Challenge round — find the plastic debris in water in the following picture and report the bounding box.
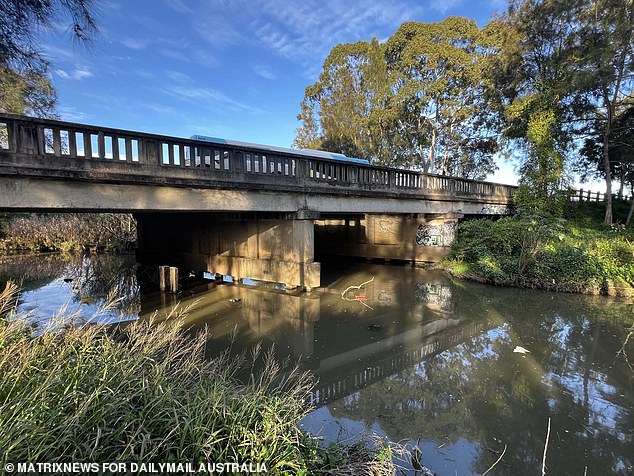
[513,345,531,354]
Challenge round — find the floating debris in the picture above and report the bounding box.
[367,324,382,330]
[229,298,241,303]
[341,277,375,310]
[513,345,531,354]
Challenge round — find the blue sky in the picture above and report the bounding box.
[42,0,522,184]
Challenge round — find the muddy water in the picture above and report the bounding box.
[1,254,633,475]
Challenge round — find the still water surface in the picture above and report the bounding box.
[1,253,633,475]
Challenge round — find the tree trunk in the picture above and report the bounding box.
[619,166,625,198]
[627,184,634,227]
[603,135,613,224]
[427,128,436,174]
[603,93,614,225]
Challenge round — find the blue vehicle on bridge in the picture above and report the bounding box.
[190,135,370,165]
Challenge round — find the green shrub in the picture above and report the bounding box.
[534,247,602,283]
[443,209,634,295]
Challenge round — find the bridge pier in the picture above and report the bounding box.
[136,212,320,290]
[316,213,462,263]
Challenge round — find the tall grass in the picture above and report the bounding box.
[0,283,396,475]
[0,213,136,253]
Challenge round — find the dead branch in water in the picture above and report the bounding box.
[542,417,551,476]
[482,443,507,476]
[614,323,634,372]
[341,277,375,310]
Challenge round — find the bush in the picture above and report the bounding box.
[443,210,634,295]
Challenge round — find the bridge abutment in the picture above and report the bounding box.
[316,213,462,263]
[136,212,320,290]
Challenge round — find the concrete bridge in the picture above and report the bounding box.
[0,114,516,290]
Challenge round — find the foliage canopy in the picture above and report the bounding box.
[0,0,98,117]
[295,18,503,180]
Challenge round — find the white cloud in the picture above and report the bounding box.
[162,84,263,114]
[165,70,192,83]
[156,46,218,68]
[253,64,277,80]
[193,18,242,47]
[186,0,420,75]
[428,0,464,14]
[121,37,149,50]
[164,0,194,14]
[72,68,93,80]
[58,106,89,121]
[161,68,262,114]
[159,48,191,62]
[100,1,121,10]
[41,44,75,61]
[191,48,218,68]
[133,69,156,80]
[55,68,93,80]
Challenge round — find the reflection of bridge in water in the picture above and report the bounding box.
[309,317,491,406]
[144,268,493,408]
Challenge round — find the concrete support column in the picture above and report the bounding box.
[136,212,320,291]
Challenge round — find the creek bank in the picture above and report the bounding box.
[0,213,136,255]
[440,204,634,297]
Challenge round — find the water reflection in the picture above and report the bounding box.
[301,279,634,475]
[0,253,139,328]
[0,255,632,474]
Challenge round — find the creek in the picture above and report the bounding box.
[1,253,632,475]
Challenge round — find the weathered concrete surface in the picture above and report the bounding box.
[316,214,460,263]
[0,114,515,215]
[0,178,510,215]
[136,213,320,289]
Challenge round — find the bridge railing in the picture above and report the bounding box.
[0,114,516,201]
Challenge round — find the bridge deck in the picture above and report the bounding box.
[0,114,516,213]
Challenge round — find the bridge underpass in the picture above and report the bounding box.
[0,114,516,290]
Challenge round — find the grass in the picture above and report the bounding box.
[441,201,634,296]
[0,282,396,475]
[0,213,136,254]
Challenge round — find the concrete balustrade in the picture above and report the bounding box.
[0,114,516,210]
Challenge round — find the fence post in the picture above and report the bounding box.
[159,266,179,293]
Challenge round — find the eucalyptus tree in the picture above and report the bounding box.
[489,0,633,221]
[384,17,501,178]
[294,38,403,164]
[295,18,503,178]
[0,0,98,117]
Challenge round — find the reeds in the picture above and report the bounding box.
[0,282,396,475]
[0,213,136,253]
